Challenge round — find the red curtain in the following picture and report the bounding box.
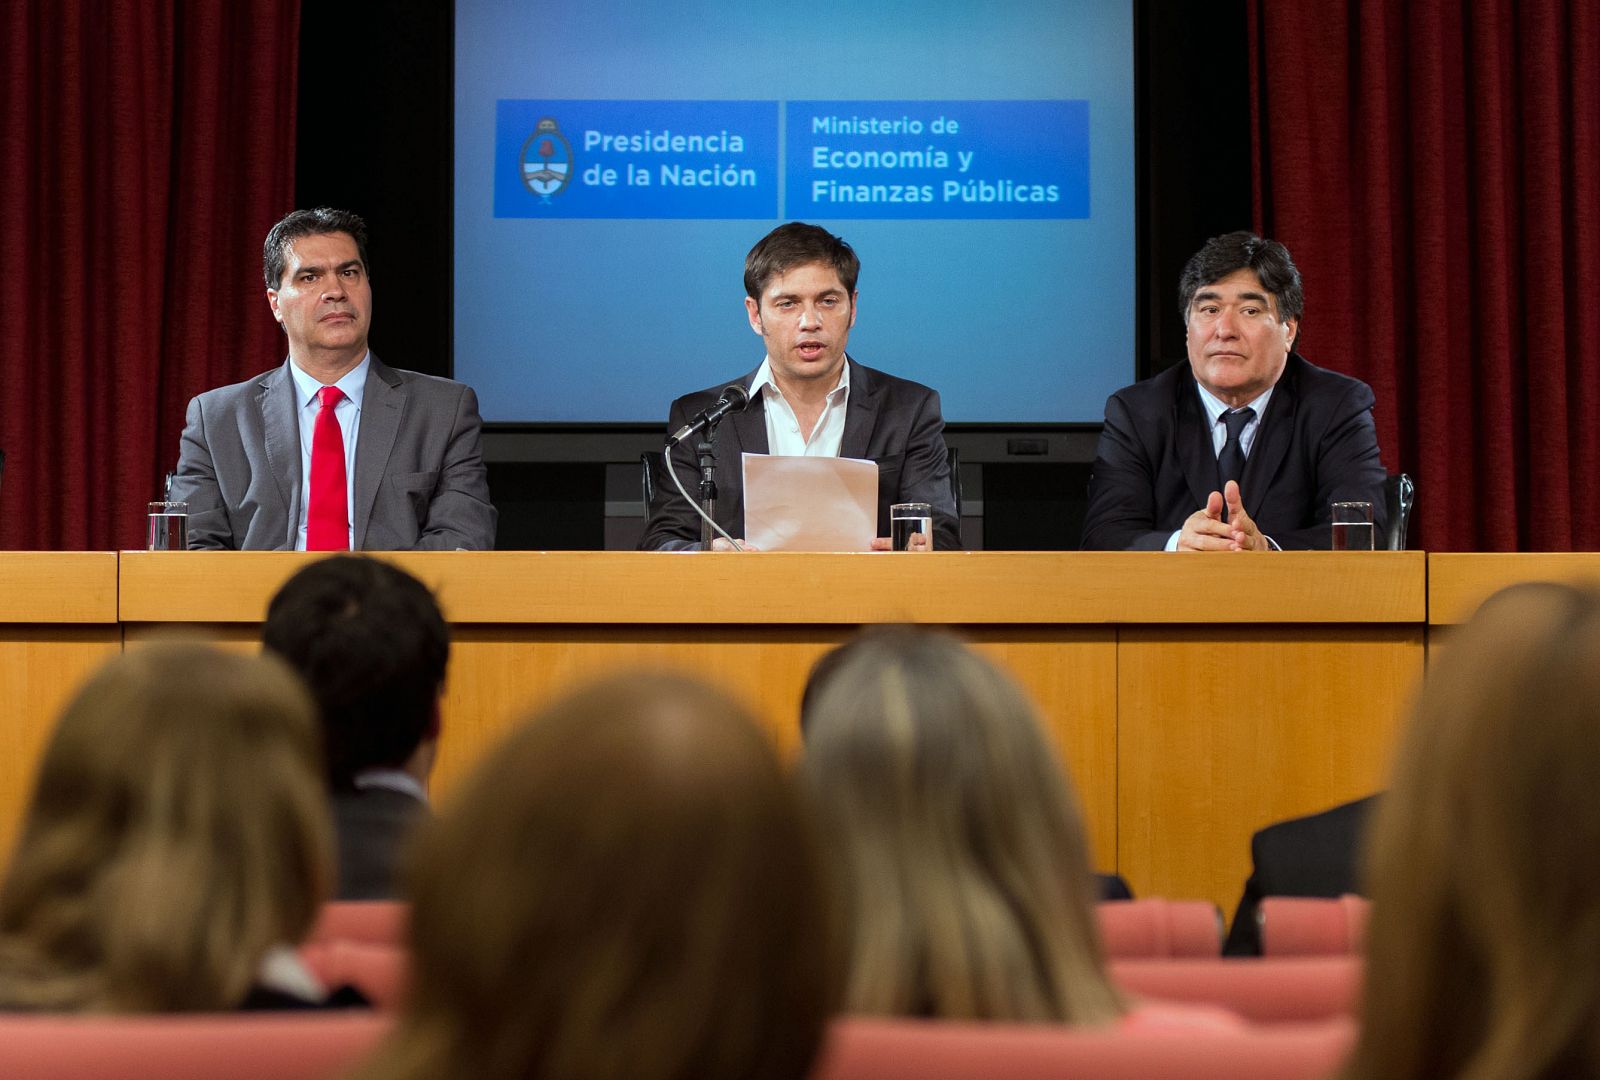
[0,1,299,549]
[1248,0,1600,551]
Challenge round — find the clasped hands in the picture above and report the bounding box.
[1178,480,1271,552]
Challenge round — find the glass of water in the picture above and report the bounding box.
[890,502,934,551]
[1331,501,1375,551]
[147,501,189,551]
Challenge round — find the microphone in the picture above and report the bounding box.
[666,383,751,446]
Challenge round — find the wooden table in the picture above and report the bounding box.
[112,550,1427,914]
[0,553,122,858]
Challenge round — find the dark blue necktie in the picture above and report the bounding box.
[1217,407,1255,491]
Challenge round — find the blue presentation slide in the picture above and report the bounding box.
[455,1,1135,424]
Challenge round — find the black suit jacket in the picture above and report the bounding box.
[1222,794,1379,956]
[1080,354,1386,550]
[639,358,961,550]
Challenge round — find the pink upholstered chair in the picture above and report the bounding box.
[1111,956,1361,1023]
[0,1013,388,1080]
[811,1015,1354,1080]
[307,900,408,947]
[1258,896,1370,957]
[1097,899,1224,958]
[299,940,410,1011]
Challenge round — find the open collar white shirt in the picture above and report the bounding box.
[749,357,850,458]
[289,352,370,551]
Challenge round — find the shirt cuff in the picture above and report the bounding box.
[1164,530,1181,552]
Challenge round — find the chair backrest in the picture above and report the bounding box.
[1110,957,1361,1023]
[0,1013,389,1080]
[1259,896,1370,957]
[308,900,408,947]
[640,450,663,509]
[1097,899,1223,958]
[1382,473,1415,550]
[299,940,410,1011]
[811,1016,1355,1080]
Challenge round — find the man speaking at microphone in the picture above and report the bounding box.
[639,222,961,551]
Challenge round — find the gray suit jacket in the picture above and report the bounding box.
[639,358,961,551]
[171,357,497,550]
[332,785,429,901]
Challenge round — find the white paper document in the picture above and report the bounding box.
[742,453,878,551]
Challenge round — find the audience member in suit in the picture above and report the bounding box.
[798,627,1231,1030]
[640,222,960,551]
[171,207,496,551]
[263,555,448,901]
[0,645,361,1011]
[352,673,838,1080]
[1222,794,1379,955]
[799,633,1134,903]
[1082,231,1386,551]
[1345,583,1600,1080]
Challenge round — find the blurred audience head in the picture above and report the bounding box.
[1349,582,1600,1080]
[799,626,1119,1023]
[263,555,448,789]
[0,644,330,1012]
[358,672,836,1080]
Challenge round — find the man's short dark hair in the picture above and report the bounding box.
[263,556,448,787]
[263,207,371,288]
[744,222,860,300]
[1178,231,1304,325]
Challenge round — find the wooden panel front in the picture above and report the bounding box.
[120,551,1425,625]
[1429,553,1600,625]
[1117,626,1425,914]
[432,626,1120,872]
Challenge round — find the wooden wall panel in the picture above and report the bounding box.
[1117,626,1425,914]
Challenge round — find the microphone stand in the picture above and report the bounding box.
[695,419,724,549]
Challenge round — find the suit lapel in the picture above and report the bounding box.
[352,356,404,549]
[258,361,301,547]
[1174,373,1218,510]
[839,358,879,459]
[1241,362,1298,520]
[725,368,769,458]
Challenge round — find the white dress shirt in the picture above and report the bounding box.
[1164,382,1276,551]
[749,357,850,457]
[289,353,369,550]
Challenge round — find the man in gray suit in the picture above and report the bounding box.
[263,555,448,900]
[172,207,496,550]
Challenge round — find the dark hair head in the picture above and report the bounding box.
[1178,230,1303,325]
[744,222,860,300]
[262,556,448,787]
[264,207,371,288]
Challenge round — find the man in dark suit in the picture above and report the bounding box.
[1081,232,1385,551]
[171,207,496,551]
[263,556,449,901]
[1223,795,1379,955]
[640,222,959,551]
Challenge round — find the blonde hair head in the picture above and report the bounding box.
[1348,583,1600,1079]
[357,672,837,1080]
[800,627,1120,1024]
[0,644,331,1012]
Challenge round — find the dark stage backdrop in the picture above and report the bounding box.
[0,1,300,549]
[1250,0,1600,551]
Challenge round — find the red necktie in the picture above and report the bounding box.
[307,385,349,550]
